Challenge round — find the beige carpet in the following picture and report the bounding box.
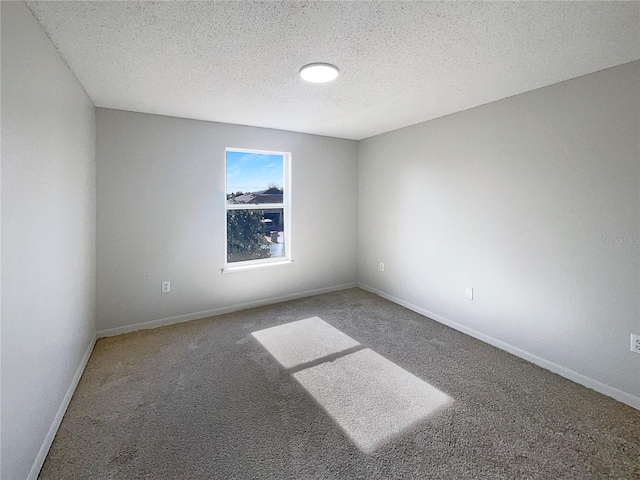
[39,288,640,479]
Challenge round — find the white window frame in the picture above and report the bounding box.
[223,147,292,273]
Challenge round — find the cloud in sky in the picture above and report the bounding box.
[226,151,284,194]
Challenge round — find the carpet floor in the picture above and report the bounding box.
[39,288,640,479]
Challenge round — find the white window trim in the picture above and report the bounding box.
[223,148,292,273]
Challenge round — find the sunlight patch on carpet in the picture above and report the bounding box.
[251,316,360,369]
[293,348,453,453]
[252,317,453,453]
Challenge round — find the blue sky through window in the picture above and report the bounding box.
[226,150,284,194]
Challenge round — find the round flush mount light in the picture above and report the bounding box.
[299,63,339,83]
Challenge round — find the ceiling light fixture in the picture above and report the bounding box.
[299,63,339,83]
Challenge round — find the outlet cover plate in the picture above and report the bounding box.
[631,334,640,354]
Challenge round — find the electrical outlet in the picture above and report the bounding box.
[161,281,171,293]
[631,334,640,354]
[379,262,384,272]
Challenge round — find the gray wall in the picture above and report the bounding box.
[358,61,640,403]
[1,2,96,479]
[96,109,358,333]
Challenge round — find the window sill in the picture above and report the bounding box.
[221,259,294,274]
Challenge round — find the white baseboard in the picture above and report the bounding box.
[22,281,638,480]
[28,337,96,480]
[27,283,357,478]
[97,282,358,338]
[358,283,640,411]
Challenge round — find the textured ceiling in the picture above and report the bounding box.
[27,1,640,140]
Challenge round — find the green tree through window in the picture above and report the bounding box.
[226,209,271,262]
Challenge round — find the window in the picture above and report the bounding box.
[224,148,291,271]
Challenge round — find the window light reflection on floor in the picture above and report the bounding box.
[252,317,454,453]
